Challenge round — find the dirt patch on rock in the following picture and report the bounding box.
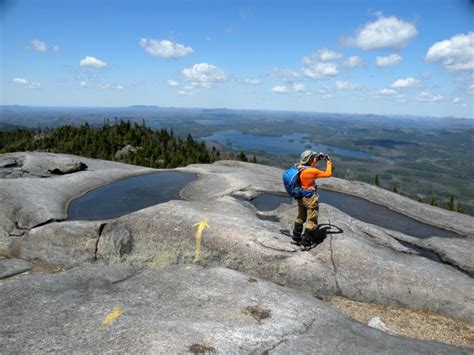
[30,259,64,274]
[243,306,272,323]
[188,343,215,354]
[329,296,474,347]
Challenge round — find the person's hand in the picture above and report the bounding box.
[325,155,331,161]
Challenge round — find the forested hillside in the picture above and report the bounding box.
[0,120,230,168]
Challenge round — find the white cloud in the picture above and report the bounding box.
[272,85,288,94]
[416,91,444,102]
[293,83,305,92]
[375,54,402,67]
[140,38,194,58]
[167,80,179,87]
[302,48,342,63]
[390,77,419,88]
[97,83,124,90]
[344,13,417,50]
[80,81,87,88]
[344,56,363,68]
[453,97,462,104]
[30,39,47,53]
[379,88,397,96]
[302,61,338,80]
[178,90,195,96]
[321,94,335,100]
[335,80,361,90]
[269,67,300,83]
[182,63,228,86]
[469,84,474,95]
[28,39,59,53]
[425,32,474,72]
[80,56,107,68]
[12,77,40,89]
[244,78,261,85]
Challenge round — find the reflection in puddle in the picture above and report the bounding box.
[68,172,196,221]
[251,191,461,239]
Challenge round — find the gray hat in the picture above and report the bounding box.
[299,150,316,164]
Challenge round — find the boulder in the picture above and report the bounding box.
[0,257,32,279]
[47,157,88,174]
[96,197,474,323]
[115,144,137,160]
[15,221,104,269]
[0,264,464,354]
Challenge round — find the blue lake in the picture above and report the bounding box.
[200,131,373,158]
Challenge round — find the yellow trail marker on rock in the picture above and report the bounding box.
[193,220,209,261]
[100,306,123,330]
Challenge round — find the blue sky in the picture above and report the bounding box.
[2,0,473,117]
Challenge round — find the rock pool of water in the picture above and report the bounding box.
[250,190,461,239]
[67,172,196,220]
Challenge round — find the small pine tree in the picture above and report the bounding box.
[430,196,438,207]
[252,155,257,164]
[391,184,398,193]
[417,196,423,203]
[374,174,380,186]
[446,194,455,211]
[456,202,466,214]
[238,151,248,162]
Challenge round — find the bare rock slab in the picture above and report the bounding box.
[0,264,465,354]
[0,258,32,279]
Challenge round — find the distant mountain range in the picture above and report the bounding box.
[1,105,473,131]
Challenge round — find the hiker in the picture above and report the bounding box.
[284,150,332,248]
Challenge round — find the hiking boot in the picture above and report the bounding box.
[300,228,316,249]
[291,223,304,245]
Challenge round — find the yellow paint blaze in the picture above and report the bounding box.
[100,306,123,330]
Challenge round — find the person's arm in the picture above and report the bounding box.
[305,161,332,179]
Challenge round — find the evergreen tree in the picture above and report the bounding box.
[391,184,398,193]
[238,151,248,162]
[445,194,455,211]
[417,196,423,203]
[374,174,380,186]
[456,202,465,214]
[252,155,257,164]
[430,196,438,207]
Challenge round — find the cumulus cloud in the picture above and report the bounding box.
[80,56,107,68]
[335,81,362,90]
[302,48,342,63]
[302,61,338,80]
[425,32,474,72]
[379,88,397,96]
[140,38,194,58]
[167,80,179,87]
[416,91,444,102]
[390,77,419,88]
[293,83,305,92]
[80,81,87,88]
[272,85,288,94]
[375,54,402,67]
[182,63,228,87]
[343,13,417,50]
[244,78,261,85]
[28,39,59,53]
[29,39,47,53]
[269,67,300,83]
[344,56,363,68]
[12,77,40,89]
[453,97,462,104]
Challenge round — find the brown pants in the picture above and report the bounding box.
[295,194,319,231]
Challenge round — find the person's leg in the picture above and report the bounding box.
[293,198,307,244]
[301,194,319,246]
